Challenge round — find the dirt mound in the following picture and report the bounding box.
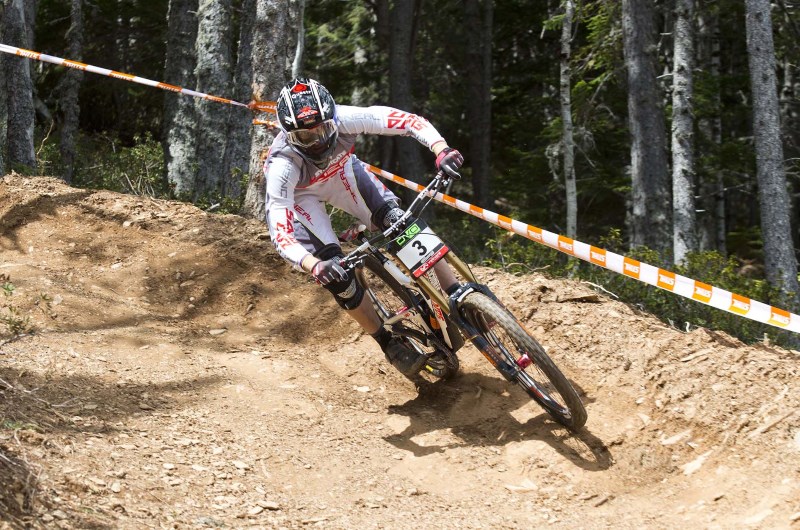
[1,174,799,529]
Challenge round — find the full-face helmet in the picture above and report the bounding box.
[276,78,338,166]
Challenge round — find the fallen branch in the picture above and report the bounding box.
[748,409,798,438]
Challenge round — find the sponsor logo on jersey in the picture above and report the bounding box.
[304,146,354,186]
[294,204,313,223]
[274,210,297,250]
[339,171,358,204]
[386,110,430,132]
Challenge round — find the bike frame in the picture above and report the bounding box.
[342,172,470,351]
[342,172,514,373]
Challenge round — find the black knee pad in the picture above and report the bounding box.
[371,200,403,230]
[315,244,365,310]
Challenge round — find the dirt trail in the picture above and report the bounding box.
[1,174,799,529]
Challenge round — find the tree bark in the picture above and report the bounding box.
[163,0,199,197]
[114,0,131,140]
[0,0,7,176]
[222,0,256,200]
[291,0,305,78]
[621,0,671,254]
[559,0,576,238]
[465,0,493,210]
[59,0,83,184]
[3,0,36,172]
[745,0,800,309]
[697,8,725,254]
[242,0,299,220]
[389,0,426,199]
[373,0,393,170]
[671,0,697,263]
[194,0,234,199]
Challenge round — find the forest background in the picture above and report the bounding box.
[0,0,799,347]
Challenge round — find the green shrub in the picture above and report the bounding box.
[75,132,168,197]
[0,275,33,338]
[443,224,797,348]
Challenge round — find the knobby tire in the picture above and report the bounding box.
[459,292,587,431]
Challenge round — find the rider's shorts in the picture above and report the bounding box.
[281,156,399,256]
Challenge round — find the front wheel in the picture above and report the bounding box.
[459,292,587,431]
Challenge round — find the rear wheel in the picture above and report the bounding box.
[459,292,587,430]
[355,256,459,381]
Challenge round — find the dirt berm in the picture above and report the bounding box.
[1,174,799,529]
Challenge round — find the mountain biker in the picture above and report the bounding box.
[263,77,463,379]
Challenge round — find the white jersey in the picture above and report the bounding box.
[264,105,446,269]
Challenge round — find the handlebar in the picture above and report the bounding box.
[338,170,453,270]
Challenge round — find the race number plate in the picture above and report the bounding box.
[392,221,449,278]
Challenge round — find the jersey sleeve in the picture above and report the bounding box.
[264,156,311,270]
[337,105,446,151]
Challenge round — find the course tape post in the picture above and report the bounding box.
[0,43,277,113]
[365,164,800,334]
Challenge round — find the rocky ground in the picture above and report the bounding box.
[1,173,799,529]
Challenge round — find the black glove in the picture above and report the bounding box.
[435,147,464,179]
[311,258,347,286]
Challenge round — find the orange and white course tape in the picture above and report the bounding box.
[366,165,800,334]
[0,43,277,113]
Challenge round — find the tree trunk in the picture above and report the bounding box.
[465,0,493,210]
[697,8,725,254]
[389,0,426,205]
[114,0,131,140]
[3,0,36,172]
[621,0,671,254]
[194,0,234,200]
[373,0,393,170]
[242,0,299,220]
[291,0,305,78]
[745,0,800,309]
[0,0,7,176]
[163,0,199,197]
[671,0,697,263]
[59,0,83,184]
[222,0,256,200]
[559,0,576,238]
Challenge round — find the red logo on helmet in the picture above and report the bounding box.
[292,82,309,93]
[296,106,318,120]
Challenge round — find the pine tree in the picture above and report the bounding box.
[194,0,234,199]
[0,0,6,176]
[242,0,300,220]
[59,0,83,184]
[672,0,697,263]
[465,0,493,210]
[163,0,199,197]
[621,0,671,253]
[222,0,257,200]
[3,0,36,172]
[745,0,800,310]
[559,0,577,238]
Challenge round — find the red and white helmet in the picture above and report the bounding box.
[277,78,339,165]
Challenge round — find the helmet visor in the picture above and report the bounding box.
[287,120,337,151]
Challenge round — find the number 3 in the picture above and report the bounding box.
[412,240,427,256]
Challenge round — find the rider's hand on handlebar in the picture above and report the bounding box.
[435,147,464,180]
[311,258,348,286]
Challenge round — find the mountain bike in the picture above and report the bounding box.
[339,170,587,431]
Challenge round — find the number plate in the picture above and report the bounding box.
[392,221,449,278]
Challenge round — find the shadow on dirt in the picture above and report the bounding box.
[0,189,98,252]
[0,367,224,436]
[0,369,162,529]
[383,371,611,472]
